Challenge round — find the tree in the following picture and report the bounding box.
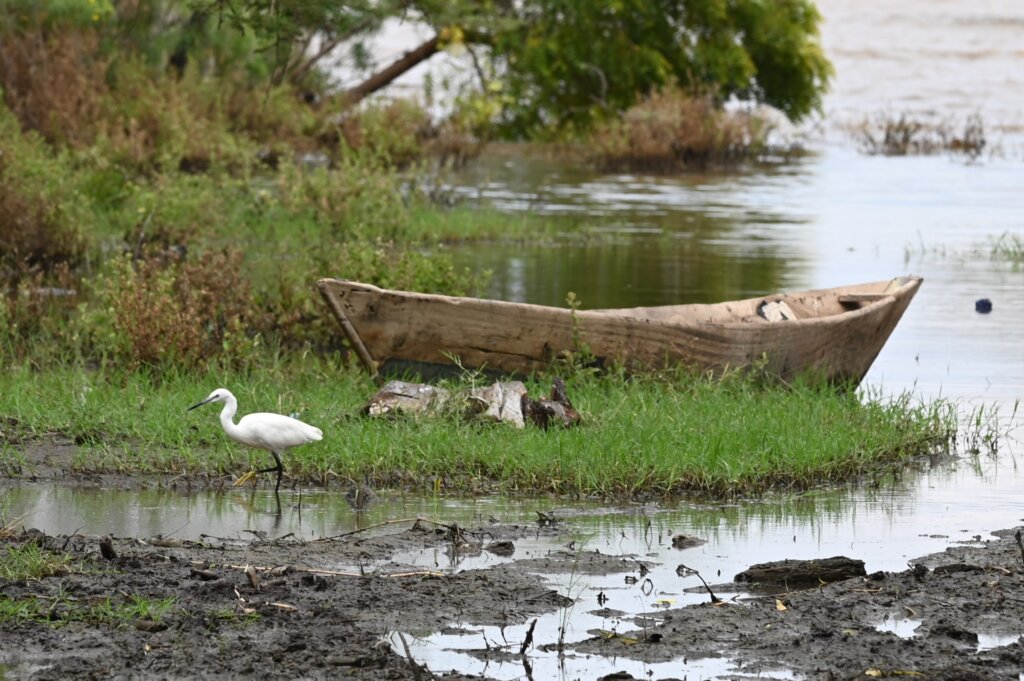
[196,0,832,136]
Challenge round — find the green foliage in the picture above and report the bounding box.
[726,0,832,120]
[194,0,389,84]
[490,0,832,136]
[0,107,90,288]
[336,99,432,168]
[0,0,115,33]
[318,240,488,297]
[88,251,256,370]
[197,0,831,136]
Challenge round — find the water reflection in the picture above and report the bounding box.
[7,452,1022,577]
[445,146,1024,426]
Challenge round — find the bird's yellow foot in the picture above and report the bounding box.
[233,470,259,487]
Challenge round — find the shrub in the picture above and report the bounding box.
[0,2,113,147]
[334,99,432,168]
[274,156,408,239]
[0,109,88,288]
[853,112,987,159]
[586,87,773,172]
[93,250,255,369]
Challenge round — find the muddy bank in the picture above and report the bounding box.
[3,514,1024,680]
[0,520,572,680]
[566,529,1024,679]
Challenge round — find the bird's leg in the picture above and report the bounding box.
[257,451,284,493]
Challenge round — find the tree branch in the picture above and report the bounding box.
[290,16,378,86]
[340,34,440,106]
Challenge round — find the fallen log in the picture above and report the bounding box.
[734,556,866,589]
[522,377,581,429]
[362,378,581,429]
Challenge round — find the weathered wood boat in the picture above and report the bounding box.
[317,276,922,385]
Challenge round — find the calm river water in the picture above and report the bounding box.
[8,3,1024,679]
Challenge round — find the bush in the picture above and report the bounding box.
[0,1,114,147]
[586,87,773,172]
[853,112,987,159]
[89,250,255,369]
[0,109,89,288]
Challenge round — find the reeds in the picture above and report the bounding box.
[852,112,987,159]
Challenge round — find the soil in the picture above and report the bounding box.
[3,444,1024,679]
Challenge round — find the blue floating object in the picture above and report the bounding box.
[975,298,993,314]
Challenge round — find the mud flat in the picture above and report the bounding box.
[2,513,1024,680]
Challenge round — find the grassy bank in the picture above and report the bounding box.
[0,363,962,498]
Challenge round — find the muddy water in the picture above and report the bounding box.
[816,0,1024,135]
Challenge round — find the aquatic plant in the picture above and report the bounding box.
[584,87,777,172]
[852,112,987,159]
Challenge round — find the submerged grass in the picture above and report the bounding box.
[0,362,960,498]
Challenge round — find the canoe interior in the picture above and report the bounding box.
[588,278,910,324]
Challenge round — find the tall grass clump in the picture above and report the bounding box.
[585,86,775,172]
[853,112,987,159]
[990,232,1024,263]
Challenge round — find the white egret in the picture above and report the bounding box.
[187,388,323,492]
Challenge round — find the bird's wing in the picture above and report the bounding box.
[238,412,322,449]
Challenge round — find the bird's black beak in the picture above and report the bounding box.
[187,397,213,412]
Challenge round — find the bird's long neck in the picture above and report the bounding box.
[218,396,242,439]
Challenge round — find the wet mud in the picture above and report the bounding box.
[3,443,1024,679]
[2,516,1023,680]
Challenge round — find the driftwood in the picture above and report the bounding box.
[363,381,450,417]
[363,378,580,429]
[99,535,118,560]
[466,381,527,425]
[521,377,581,429]
[734,556,866,589]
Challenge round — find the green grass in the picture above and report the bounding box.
[0,588,175,628]
[0,361,962,497]
[990,232,1024,263]
[0,542,176,629]
[0,544,72,582]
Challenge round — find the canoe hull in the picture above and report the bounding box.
[317,276,922,385]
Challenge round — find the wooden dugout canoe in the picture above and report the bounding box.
[317,275,922,385]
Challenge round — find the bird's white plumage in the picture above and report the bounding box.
[188,388,322,491]
[233,411,323,450]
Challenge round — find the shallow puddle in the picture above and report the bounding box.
[874,617,922,639]
[390,627,796,681]
[6,450,1024,679]
[978,632,1022,652]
